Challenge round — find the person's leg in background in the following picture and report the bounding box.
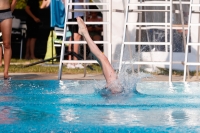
[25,22,38,60]
[67,19,84,69]
[67,33,83,69]
[0,18,12,79]
[25,38,37,60]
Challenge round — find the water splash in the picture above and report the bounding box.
[94,61,151,97]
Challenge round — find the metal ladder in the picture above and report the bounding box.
[118,0,173,81]
[58,0,112,80]
[183,0,200,81]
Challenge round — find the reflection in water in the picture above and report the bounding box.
[60,108,79,123]
[0,106,17,124]
[0,81,17,124]
[0,80,12,94]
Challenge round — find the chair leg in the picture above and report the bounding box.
[20,39,23,59]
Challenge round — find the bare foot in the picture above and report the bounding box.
[77,17,88,36]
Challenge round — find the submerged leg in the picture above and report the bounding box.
[76,17,122,93]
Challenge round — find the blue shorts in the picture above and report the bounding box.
[0,9,13,22]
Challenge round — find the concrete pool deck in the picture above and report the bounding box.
[0,73,200,82]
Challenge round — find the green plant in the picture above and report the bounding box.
[10,0,27,9]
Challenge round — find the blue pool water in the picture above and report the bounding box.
[0,80,200,132]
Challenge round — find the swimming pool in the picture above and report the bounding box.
[0,80,200,132]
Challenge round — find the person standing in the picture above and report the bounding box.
[0,0,17,79]
[25,0,41,60]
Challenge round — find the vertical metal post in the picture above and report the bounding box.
[58,0,70,80]
[137,0,142,73]
[119,0,130,71]
[183,0,193,81]
[169,0,173,82]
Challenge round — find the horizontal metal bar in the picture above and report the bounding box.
[122,61,170,65]
[135,26,188,30]
[189,23,200,26]
[67,3,109,6]
[65,22,108,24]
[128,1,189,5]
[63,41,110,44]
[130,9,170,12]
[69,9,109,12]
[191,4,200,6]
[123,42,171,45]
[192,11,200,13]
[185,62,200,65]
[62,60,98,64]
[172,1,190,4]
[128,3,171,6]
[126,22,171,25]
[113,9,186,13]
[187,43,200,45]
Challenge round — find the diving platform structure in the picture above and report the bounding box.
[58,0,200,81]
[93,0,200,80]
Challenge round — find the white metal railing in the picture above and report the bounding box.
[183,0,200,81]
[118,0,173,82]
[58,0,111,80]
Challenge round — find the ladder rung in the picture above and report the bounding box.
[123,42,171,45]
[121,61,170,65]
[67,3,109,6]
[191,4,200,6]
[130,9,170,12]
[185,62,200,65]
[126,23,171,26]
[65,22,109,25]
[136,25,188,29]
[192,11,200,13]
[63,41,110,44]
[189,23,200,26]
[128,3,171,7]
[131,1,188,5]
[187,43,200,45]
[70,9,109,12]
[173,1,190,4]
[114,9,186,13]
[135,26,188,30]
[62,60,98,64]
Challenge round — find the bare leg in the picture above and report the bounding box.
[68,33,81,61]
[29,38,36,59]
[25,38,36,60]
[1,18,12,79]
[25,38,30,59]
[77,17,122,93]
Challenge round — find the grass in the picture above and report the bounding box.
[155,67,198,76]
[0,59,103,74]
[2,59,198,76]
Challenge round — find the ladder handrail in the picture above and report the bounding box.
[58,0,111,80]
[183,0,194,81]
